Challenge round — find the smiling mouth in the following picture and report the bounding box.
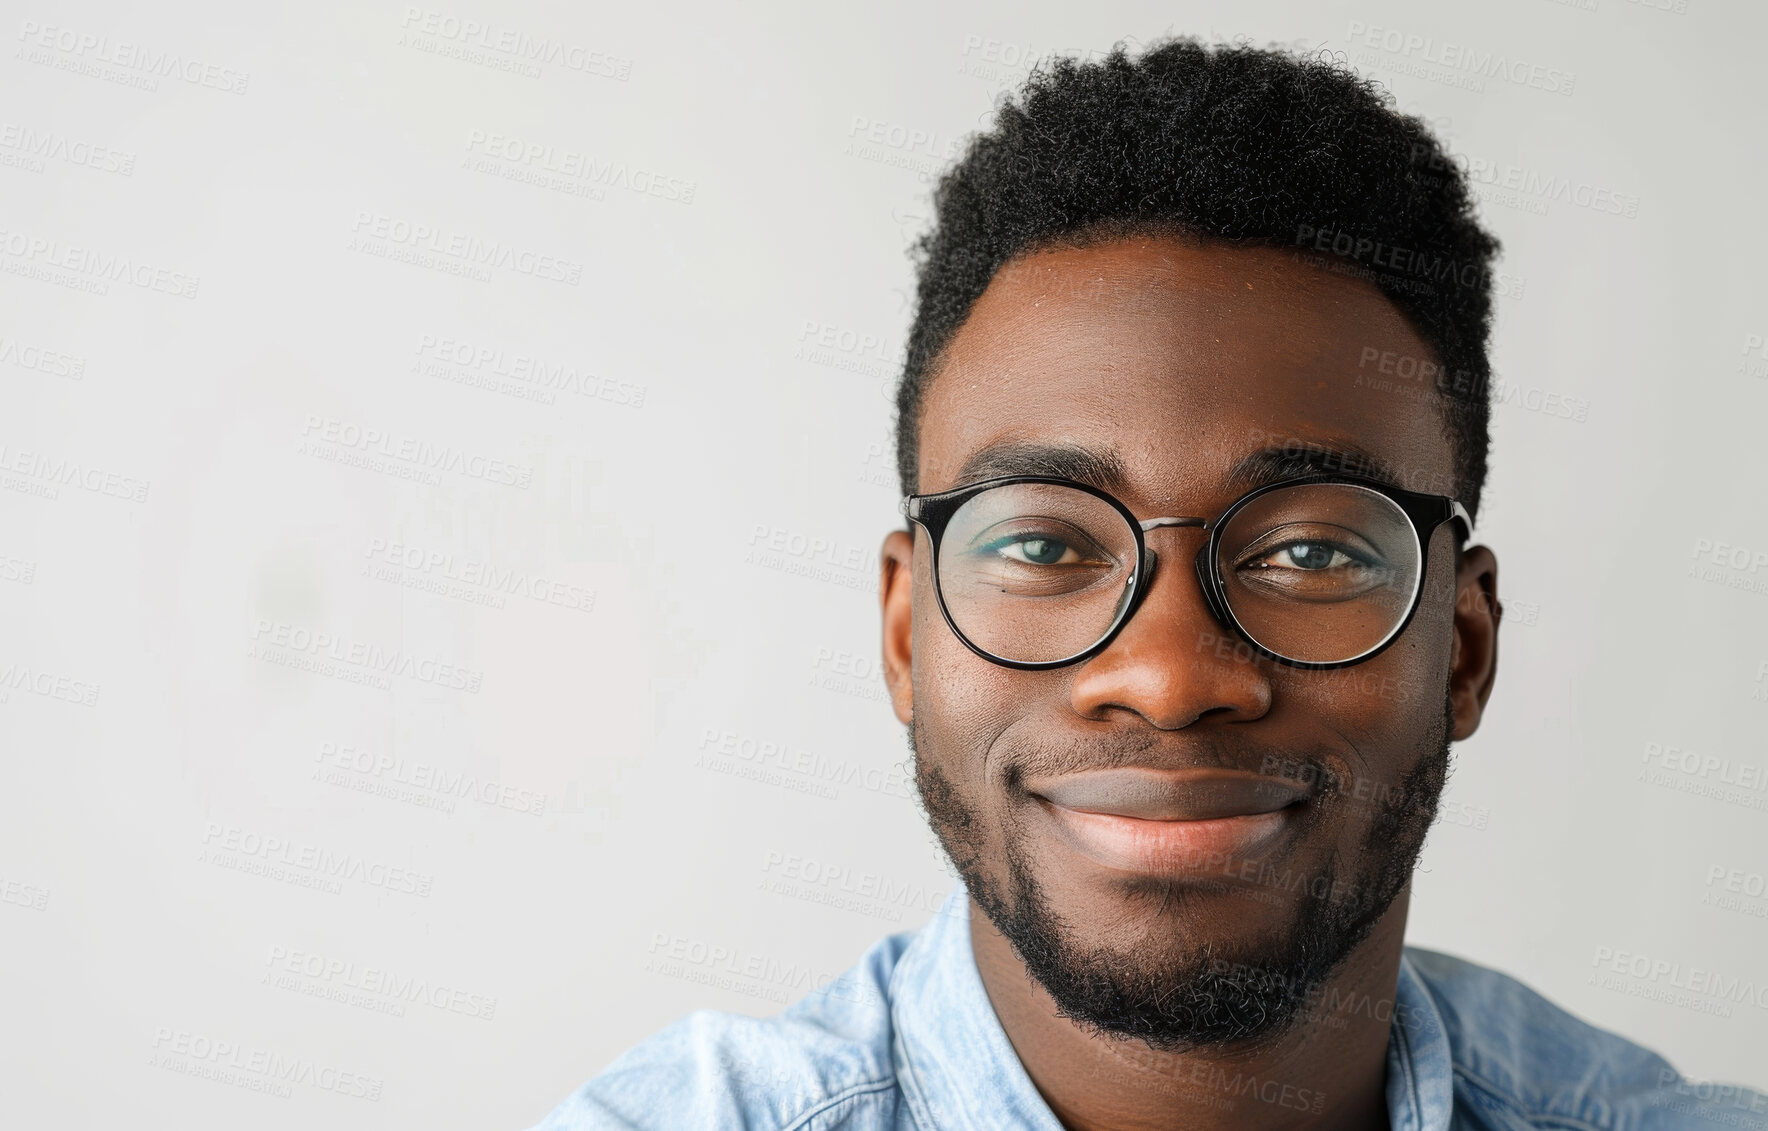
[1023,767,1314,876]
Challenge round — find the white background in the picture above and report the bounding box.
[2,0,1765,1126]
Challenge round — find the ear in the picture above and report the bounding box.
[1448,545,1501,740]
[880,529,916,726]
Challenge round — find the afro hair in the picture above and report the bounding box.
[893,36,1502,524]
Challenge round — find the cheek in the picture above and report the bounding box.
[911,562,1037,790]
[1273,570,1456,792]
[1392,533,1461,702]
[1281,624,1447,720]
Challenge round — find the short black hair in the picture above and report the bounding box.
[893,37,1501,524]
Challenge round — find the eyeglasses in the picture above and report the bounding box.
[898,474,1471,671]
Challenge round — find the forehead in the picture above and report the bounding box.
[917,237,1456,511]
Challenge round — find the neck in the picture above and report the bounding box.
[968,886,1413,1131]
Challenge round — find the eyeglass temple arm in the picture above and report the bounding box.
[1448,500,1473,543]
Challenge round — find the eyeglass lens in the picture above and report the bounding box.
[934,481,1422,665]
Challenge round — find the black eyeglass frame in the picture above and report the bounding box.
[898,473,1473,672]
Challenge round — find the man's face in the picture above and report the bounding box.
[878,236,1499,1053]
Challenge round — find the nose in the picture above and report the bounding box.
[1068,527,1272,728]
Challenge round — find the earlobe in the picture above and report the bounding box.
[879,529,916,725]
[1448,545,1501,740]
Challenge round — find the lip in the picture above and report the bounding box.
[1025,768,1311,876]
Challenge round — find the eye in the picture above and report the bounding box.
[1249,542,1359,572]
[989,534,1083,566]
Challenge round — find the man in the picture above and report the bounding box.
[530,38,1767,1131]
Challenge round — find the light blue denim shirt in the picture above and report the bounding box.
[529,887,1767,1130]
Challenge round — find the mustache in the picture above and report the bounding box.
[997,730,1336,790]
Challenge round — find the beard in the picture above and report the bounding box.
[909,688,1455,1054]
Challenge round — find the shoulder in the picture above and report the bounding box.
[1402,945,1768,1130]
[525,928,918,1131]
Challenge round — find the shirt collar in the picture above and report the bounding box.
[892,885,1458,1131]
[1385,950,1457,1131]
[890,886,1066,1130]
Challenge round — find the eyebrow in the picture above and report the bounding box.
[947,439,1409,499]
[951,442,1132,493]
[1224,442,1408,494]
